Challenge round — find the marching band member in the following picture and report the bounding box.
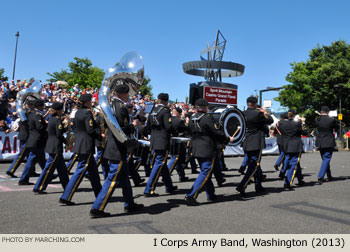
[7,100,34,178]
[185,98,234,206]
[18,99,47,185]
[167,106,189,182]
[90,84,143,217]
[282,109,306,190]
[236,97,273,197]
[59,94,102,205]
[143,93,178,197]
[33,102,69,193]
[315,106,338,184]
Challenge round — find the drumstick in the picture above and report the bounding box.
[231,126,241,138]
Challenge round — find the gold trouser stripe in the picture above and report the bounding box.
[169,156,178,174]
[10,147,26,173]
[150,152,156,169]
[243,150,262,188]
[151,151,168,192]
[99,161,123,211]
[290,152,301,186]
[96,157,102,167]
[39,153,58,191]
[135,160,142,171]
[193,157,216,199]
[127,153,132,163]
[67,154,78,172]
[277,153,285,166]
[68,154,91,201]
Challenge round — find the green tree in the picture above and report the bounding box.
[0,68,8,82]
[47,57,105,89]
[139,76,153,98]
[275,40,350,126]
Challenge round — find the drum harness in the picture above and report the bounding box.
[191,113,206,134]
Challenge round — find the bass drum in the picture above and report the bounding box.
[209,106,246,146]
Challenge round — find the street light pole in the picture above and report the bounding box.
[12,31,20,81]
[259,86,284,106]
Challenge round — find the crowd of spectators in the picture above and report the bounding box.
[0,79,194,134]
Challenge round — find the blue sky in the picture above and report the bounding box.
[1,0,349,111]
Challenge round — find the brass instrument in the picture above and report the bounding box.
[99,51,144,143]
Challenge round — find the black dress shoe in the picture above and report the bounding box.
[236,186,246,197]
[59,198,75,205]
[166,185,178,194]
[260,174,267,182]
[134,178,145,187]
[33,189,47,194]
[144,192,159,197]
[32,172,40,177]
[6,171,17,178]
[90,209,111,218]
[222,167,229,171]
[179,176,189,182]
[274,165,279,171]
[18,180,34,186]
[191,170,199,174]
[184,195,199,206]
[327,176,334,182]
[278,172,285,180]
[238,166,246,175]
[207,194,218,202]
[296,180,306,187]
[124,202,144,213]
[217,178,226,187]
[318,178,325,185]
[283,184,293,190]
[255,186,265,193]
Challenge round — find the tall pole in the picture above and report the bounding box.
[339,95,342,140]
[12,31,20,81]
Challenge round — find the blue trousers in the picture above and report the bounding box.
[95,147,109,179]
[20,147,45,182]
[168,155,186,180]
[92,159,133,211]
[127,153,143,185]
[238,150,262,190]
[8,141,28,174]
[66,153,78,172]
[34,153,69,191]
[187,157,215,199]
[144,150,174,194]
[60,154,101,202]
[240,154,248,171]
[285,152,302,186]
[275,149,285,168]
[213,153,225,184]
[318,148,333,179]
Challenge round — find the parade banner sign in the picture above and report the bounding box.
[203,86,237,105]
[0,132,74,160]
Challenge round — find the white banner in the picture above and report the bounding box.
[0,132,74,160]
[224,137,315,156]
[0,132,316,160]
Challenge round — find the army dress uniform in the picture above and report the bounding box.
[167,112,190,182]
[282,110,307,189]
[18,100,47,185]
[33,103,69,193]
[59,94,102,205]
[91,85,143,217]
[236,97,273,196]
[94,113,109,179]
[184,99,228,205]
[7,108,32,177]
[315,106,338,183]
[144,93,177,196]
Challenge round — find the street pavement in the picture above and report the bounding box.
[0,152,349,234]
